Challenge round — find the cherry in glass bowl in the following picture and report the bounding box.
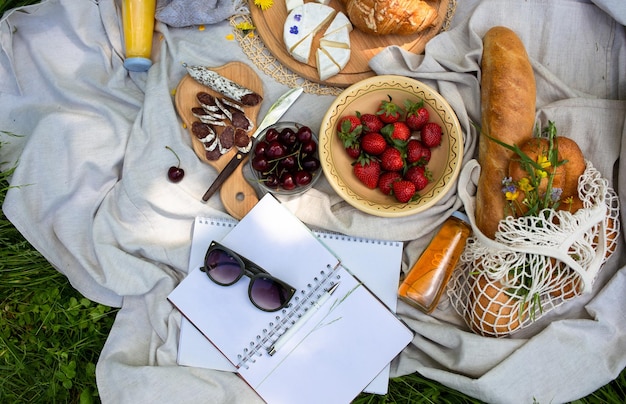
[248,122,322,195]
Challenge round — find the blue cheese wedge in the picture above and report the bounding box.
[283,3,336,63]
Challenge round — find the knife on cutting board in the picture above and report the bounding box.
[202,86,304,202]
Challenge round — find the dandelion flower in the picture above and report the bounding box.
[254,0,274,10]
[236,22,256,32]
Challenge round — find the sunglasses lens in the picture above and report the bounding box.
[205,249,243,285]
[250,276,293,311]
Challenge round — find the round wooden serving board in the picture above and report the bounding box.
[250,0,450,87]
[175,62,264,219]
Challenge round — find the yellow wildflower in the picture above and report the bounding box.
[537,154,551,169]
[198,25,205,31]
[254,0,274,10]
[225,33,235,41]
[518,177,534,192]
[536,169,548,179]
[505,189,519,201]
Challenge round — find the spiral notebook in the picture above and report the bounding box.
[168,195,413,404]
[176,210,405,394]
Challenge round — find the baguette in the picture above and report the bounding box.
[475,27,536,239]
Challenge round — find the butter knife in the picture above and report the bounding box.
[202,86,304,202]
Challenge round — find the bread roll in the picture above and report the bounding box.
[467,273,524,337]
[340,0,438,36]
[508,136,585,215]
[476,26,536,239]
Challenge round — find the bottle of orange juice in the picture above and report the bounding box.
[398,211,471,313]
[122,0,156,72]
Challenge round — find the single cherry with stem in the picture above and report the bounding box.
[166,146,185,183]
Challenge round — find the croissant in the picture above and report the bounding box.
[339,0,438,36]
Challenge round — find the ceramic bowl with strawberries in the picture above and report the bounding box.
[248,121,322,196]
[319,75,463,217]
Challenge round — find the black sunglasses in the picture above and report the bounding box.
[201,241,296,312]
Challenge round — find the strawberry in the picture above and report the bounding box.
[406,139,431,165]
[380,146,404,172]
[353,157,381,189]
[360,132,387,155]
[404,99,429,130]
[378,171,402,195]
[392,180,417,203]
[337,116,362,158]
[359,113,384,133]
[345,143,361,159]
[382,121,411,142]
[336,115,362,135]
[421,122,443,148]
[376,96,402,123]
[404,165,430,191]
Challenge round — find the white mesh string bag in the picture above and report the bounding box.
[448,159,620,337]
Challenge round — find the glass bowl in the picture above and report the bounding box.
[248,122,322,196]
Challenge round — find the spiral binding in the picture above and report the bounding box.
[314,229,401,246]
[198,217,238,227]
[236,263,342,368]
[197,218,401,247]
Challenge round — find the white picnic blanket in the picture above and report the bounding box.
[1,0,625,403]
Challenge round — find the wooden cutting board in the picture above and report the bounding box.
[249,0,450,87]
[174,62,263,219]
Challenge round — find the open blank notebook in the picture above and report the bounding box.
[168,195,413,404]
[176,212,405,393]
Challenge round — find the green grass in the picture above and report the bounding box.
[1,136,118,403]
[1,1,626,403]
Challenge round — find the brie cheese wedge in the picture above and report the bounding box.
[321,44,351,71]
[320,25,351,49]
[283,3,336,63]
[285,0,304,12]
[290,33,314,64]
[323,11,352,37]
[316,48,340,81]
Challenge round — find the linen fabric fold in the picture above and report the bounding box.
[156,0,248,28]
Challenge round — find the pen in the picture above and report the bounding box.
[268,282,340,356]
